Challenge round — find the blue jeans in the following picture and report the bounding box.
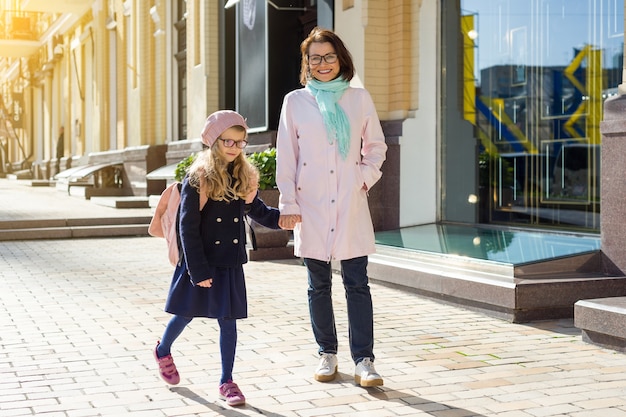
[304,256,374,364]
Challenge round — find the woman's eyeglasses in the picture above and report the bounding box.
[219,138,248,149]
[308,53,338,66]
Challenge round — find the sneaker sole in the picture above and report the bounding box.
[355,375,383,387]
[314,365,337,382]
[160,375,180,385]
[221,396,245,407]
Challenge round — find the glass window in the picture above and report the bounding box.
[460,0,623,231]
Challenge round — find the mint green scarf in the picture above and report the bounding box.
[306,78,351,159]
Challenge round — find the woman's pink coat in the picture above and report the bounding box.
[276,87,387,262]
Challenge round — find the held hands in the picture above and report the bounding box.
[279,214,302,230]
[197,278,213,288]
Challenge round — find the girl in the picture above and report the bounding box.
[154,110,280,406]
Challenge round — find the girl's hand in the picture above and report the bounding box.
[279,214,302,230]
[244,188,257,204]
[244,179,259,204]
[197,278,213,288]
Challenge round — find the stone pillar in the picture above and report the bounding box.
[600,94,626,274]
[122,144,167,196]
[620,0,626,95]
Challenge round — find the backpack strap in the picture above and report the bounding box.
[175,182,184,266]
[176,180,210,266]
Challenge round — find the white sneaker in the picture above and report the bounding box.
[314,353,338,382]
[354,358,383,387]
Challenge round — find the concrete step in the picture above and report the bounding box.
[6,170,33,180]
[368,245,626,323]
[31,179,54,187]
[90,196,150,208]
[0,217,152,230]
[0,224,149,240]
[575,297,626,352]
[0,217,151,241]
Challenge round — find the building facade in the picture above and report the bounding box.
[1,1,625,320]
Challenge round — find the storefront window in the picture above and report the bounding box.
[461,0,623,231]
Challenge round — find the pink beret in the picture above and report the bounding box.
[200,110,248,147]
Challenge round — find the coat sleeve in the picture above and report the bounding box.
[245,192,281,229]
[178,177,213,285]
[359,89,387,189]
[276,93,301,216]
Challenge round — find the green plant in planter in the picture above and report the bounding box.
[248,147,277,190]
[174,153,198,182]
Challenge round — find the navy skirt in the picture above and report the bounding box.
[164,258,247,319]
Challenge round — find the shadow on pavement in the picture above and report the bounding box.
[524,318,580,336]
[367,387,486,416]
[170,386,288,417]
[332,372,487,416]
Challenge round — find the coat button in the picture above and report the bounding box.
[216,217,222,222]
[233,239,239,244]
[234,217,239,222]
[215,240,221,244]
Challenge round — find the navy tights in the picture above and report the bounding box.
[157,315,237,384]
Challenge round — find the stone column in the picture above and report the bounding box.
[621,1,626,95]
[598,1,626,274]
[600,95,626,274]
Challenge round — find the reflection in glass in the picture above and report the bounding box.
[375,223,600,265]
[462,0,623,231]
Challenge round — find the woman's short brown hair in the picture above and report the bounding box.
[299,27,355,86]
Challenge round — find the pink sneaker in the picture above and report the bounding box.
[153,342,180,385]
[219,380,246,406]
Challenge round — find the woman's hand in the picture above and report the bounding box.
[279,214,302,230]
[197,278,213,288]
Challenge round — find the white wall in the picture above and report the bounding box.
[400,0,438,227]
[334,1,366,86]
[187,1,212,141]
[335,1,439,228]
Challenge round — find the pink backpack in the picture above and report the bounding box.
[149,182,208,266]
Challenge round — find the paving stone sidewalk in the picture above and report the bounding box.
[2,236,626,417]
[1,178,626,416]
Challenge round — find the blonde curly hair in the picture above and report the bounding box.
[187,127,259,202]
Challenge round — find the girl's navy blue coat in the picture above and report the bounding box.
[164,176,280,318]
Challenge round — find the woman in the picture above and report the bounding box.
[276,27,387,387]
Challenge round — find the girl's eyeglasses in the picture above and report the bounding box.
[219,138,248,149]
